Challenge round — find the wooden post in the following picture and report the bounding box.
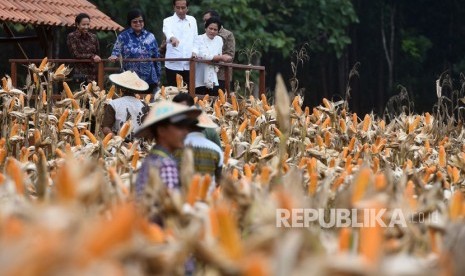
[10,61,17,87]
[224,64,231,95]
[189,59,196,98]
[259,69,266,95]
[98,61,104,89]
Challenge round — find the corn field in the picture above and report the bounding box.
[0,58,464,275]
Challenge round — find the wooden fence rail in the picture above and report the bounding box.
[9,58,266,98]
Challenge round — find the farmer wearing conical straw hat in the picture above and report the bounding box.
[134,100,201,194]
[102,71,150,141]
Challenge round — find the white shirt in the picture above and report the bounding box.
[193,34,223,88]
[163,13,198,71]
[109,96,146,136]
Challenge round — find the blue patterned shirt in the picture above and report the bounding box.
[111,28,161,85]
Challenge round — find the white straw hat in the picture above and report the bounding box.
[135,100,201,138]
[196,111,218,128]
[109,71,149,91]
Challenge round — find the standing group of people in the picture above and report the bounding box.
[67,0,236,96]
[66,0,227,194]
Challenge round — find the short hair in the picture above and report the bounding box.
[204,16,222,30]
[172,93,195,106]
[126,9,145,27]
[203,9,220,20]
[173,0,189,6]
[75,13,90,25]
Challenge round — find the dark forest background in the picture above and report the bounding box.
[1,0,465,115]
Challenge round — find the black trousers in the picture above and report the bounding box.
[165,68,190,87]
[195,86,219,96]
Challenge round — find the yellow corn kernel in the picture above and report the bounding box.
[224,144,231,165]
[73,127,82,146]
[187,174,201,205]
[273,126,283,138]
[314,134,323,148]
[218,89,226,104]
[231,94,238,111]
[332,172,346,192]
[362,114,371,132]
[450,191,463,221]
[63,82,74,99]
[58,109,69,131]
[324,131,331,147]
[2,77,9,91]
[214,101,222,118]
[408,115,421,134]
[19,147,29,163]
[71,99,79,110]
[321,116,331,128]
[238,118,248,133]
[84,129,98,144]
[247,107,261,117]
[5,158,24,194]
[374,172,386,191]
[102,133,113,148]
[10,123,19,137]
[131,150,139,169]
[0,148,7,166]
[199,174,211,201]
[215,204,243,260]
[119,120,132,139]
[339,118,347,133]
[55,63,65,75]
[439,146,446,168]
[251,129,257,143]
[38,57,48,71]
[55,148,66,158]
[308,172,318,196]
[338,228,351,253]
[220,128,229,144]
[33,129,41,145]
[292,96,302,115]
[260,166,271,186]
[176,74,183,89]
[352,113,358,127]
[244,164,252,181]
[352,167,371,204]
[425,112,432,125]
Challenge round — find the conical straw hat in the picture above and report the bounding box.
[196,111,218,128]
[109,70,149,91]
[135,100,201,138]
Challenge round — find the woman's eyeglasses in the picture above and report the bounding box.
[131,19,144,24]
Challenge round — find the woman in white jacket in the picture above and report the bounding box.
[193,17,232,96]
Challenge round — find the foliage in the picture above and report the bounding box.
[400,30,432,62]
[90,0,357,61]
[196,0,357,60]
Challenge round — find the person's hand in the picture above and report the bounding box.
[170,37,179,47]
[93,55,102,62]
[108,55,118,62]
[222,54,233,63]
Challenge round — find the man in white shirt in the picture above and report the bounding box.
[163,0,198,87]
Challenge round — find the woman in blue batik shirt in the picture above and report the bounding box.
[109,9,161,94]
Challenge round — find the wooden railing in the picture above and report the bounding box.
[9,58,266,97]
